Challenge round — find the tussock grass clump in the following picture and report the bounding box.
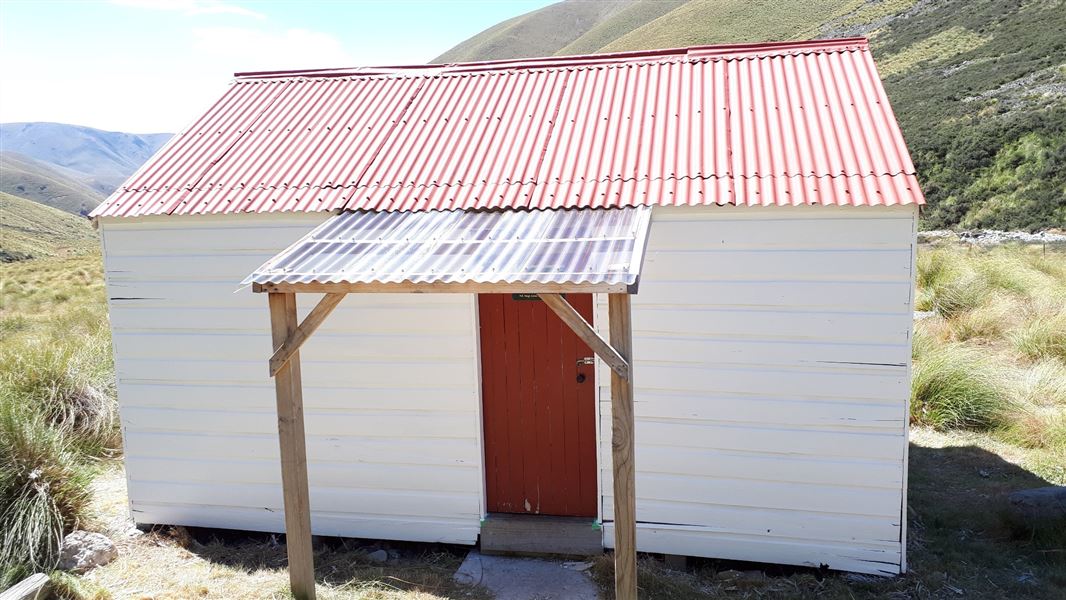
[1012,359,1066,406]
[911,343,1010,430]
[915,248,992,318]
[0,253,114,587]
[49,571,112,600]
[1024,250,1066,280]
[0,395,93,586]
[0,254,118,455]
[913,244,1065,488]
[1012,312,1066,362]
[0,334,118,454]
[917,245,1064,320]
[948,295,1015,342]
[997,407,1066,452]
[911,323,938,361]
[915,249,961,313]
[974,248,1051,296]
[929,275,991,318]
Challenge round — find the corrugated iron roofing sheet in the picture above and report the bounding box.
[244,206,652,289]
[92,37,923,218]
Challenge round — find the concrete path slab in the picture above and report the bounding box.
[454,550,599,600]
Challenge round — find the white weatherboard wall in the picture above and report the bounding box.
[99,212,483,544]
[100,204,916,575]
[596,204,917,576]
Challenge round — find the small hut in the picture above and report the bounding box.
[91,38,922,598]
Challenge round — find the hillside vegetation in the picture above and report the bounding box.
[0,192,97,262]
[0,251,115,587]
[0,152,104,216]
[435,0,1066,231]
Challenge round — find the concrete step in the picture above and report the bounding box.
[480,513,603,557]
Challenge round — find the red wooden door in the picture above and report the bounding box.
[478,293,597,517]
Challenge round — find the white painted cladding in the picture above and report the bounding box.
[596,204,916,575]
[98,203,915,575]
[99,211,484,544]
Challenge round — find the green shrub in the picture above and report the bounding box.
[0,395,92,584]
[911,343,1010,430]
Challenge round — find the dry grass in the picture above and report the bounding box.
[913,244,1066,453]
[0,253,117,456]
[1013,312,1066,363]
[0,252,113,585]
[81,466,488,600]
[1012,358,1066,406]
[79,431,1066,600]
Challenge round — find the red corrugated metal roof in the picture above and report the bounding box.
[92,37,924,218]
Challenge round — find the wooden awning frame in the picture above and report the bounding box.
[257,281,638,600]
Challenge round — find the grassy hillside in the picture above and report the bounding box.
[435,0,1066,231]
[598,0,857,52]
[557,0,686,55]
[434,0,633,63]
[0,192,98,262]
[0,151,104,216]
[0,122,171,196]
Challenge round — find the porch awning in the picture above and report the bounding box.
[246,207,652,294]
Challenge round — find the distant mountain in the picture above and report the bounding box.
[0,122,171,196]
[435,0,1066,231]
[0,152,105,216]
[0,192,97,262]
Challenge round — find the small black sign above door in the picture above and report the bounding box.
[511,293,567,301]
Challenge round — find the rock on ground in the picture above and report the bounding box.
[918,230,1066,246]
[59,530,118,573]
[1007,486,1066,523]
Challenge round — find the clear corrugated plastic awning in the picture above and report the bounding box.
[245,207,652,293]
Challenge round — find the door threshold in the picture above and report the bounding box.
[480,513,603,557]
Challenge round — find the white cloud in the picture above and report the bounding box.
[111,0,265,19]
[190,26,353,71]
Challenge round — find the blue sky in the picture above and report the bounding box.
[0,0,553,133]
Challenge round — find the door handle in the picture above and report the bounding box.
[576,356,595,366]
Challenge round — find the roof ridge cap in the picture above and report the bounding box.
[234,37,870,81]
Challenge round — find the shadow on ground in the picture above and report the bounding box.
[162,441,1064,599]
[586,442,1066,599]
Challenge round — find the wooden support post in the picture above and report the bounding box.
[608,293,637,600]
[0,573,49,600]
[270,292,346,376]
[268,292,316,600]
[538,293,629,379]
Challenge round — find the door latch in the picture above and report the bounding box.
[576,356,595,366]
